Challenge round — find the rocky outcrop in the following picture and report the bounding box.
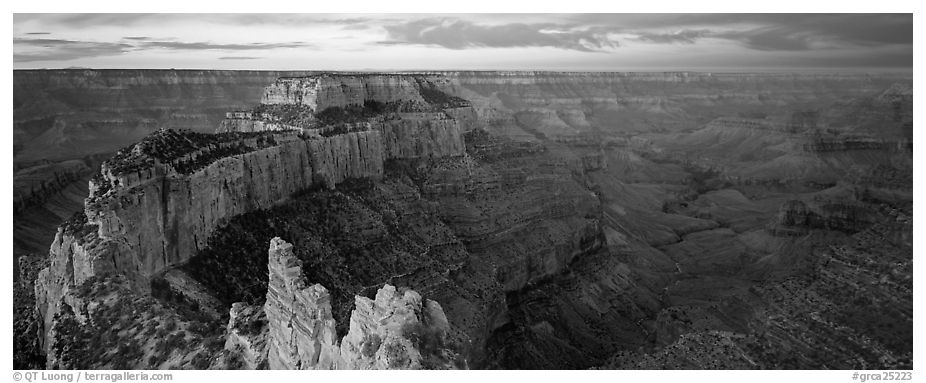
[263,238,340,369]
[338,284,457,369]
[35,220,124,354]
[246,238,460,369]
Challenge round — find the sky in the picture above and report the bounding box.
[12,13,914,72]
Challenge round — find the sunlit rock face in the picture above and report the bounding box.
[338,284,458,370]
[263,237,340,370]
[232,238,460,370]
[262,76,427,111]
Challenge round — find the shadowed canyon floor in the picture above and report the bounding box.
[13,70,912,370]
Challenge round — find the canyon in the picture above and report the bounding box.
[13,70,912,370]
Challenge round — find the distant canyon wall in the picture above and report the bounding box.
[15,69,908,164]
[14,70,317,164]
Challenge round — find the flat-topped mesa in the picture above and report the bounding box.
[259,74,468,112]
[221,74,479,142]
[90,128,293,195]
[62,126,384,273]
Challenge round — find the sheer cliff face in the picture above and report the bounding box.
[35,135,321,352]
[306,132,384,186]
[262,76,430,111]
[82,134,316,285]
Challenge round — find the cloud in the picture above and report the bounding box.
[218,56,263,60]
[341,24,371,31]
[137,40,312,51]
[25,32,50,35]
[561,13,912,51]
[14,37,132,62]
[231,15,375,26]
[583,14,912,51]
[13,36,313,63]
[702,15,911,51]
[15,13,378,29]
[14,13,156,28]
[716,27,816,51]
[633,29,708,44]
[382,18,619,52]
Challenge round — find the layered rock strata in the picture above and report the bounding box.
[260,75,465,111]
[771,199,878,235]
[223,75,477,158]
